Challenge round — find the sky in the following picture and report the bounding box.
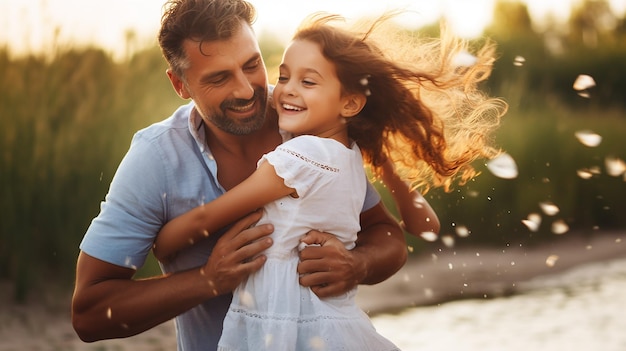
[1,0,625,60]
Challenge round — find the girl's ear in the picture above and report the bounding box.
[341,93,367,118]
[167,68,191,99]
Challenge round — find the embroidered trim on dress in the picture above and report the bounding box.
[228,307,355,323]
[277,147,339,172]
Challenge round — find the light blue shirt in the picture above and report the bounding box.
[80,100,381,351]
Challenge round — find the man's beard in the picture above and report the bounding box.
[210,87,268,136]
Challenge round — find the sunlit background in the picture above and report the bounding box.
[2,0,626,59]
[1,0,625,350]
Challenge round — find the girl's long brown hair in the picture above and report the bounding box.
[292,13,507,192]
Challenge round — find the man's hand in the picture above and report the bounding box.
[202,210,273,296]
[297,231,366,298]
[297,202,407,299]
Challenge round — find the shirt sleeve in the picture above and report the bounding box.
[79,132,168,270]
[363,176,381,212]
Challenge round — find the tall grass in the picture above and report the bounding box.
[0,46,181,301]
[1,41,625,302]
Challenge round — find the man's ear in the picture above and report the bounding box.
[166,68,191,99]
[341,93,367,118]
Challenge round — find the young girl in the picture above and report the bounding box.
[154,13,506,351]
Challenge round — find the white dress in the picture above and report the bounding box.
[218,135,399,351]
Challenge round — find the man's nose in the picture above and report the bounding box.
[232,71,254,100]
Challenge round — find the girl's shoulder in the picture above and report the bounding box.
[276,136,347,171]
[282,135,347,149]
[280,135,348,157]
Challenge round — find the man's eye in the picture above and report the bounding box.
[203,74,228,86]
[244,59,261,72]
[209,77,227,85]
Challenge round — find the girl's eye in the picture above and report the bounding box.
[277,76,288,83]
[302,80,316,86]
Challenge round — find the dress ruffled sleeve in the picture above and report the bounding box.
[258,135,336,198]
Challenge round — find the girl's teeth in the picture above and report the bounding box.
[283,104,302,111]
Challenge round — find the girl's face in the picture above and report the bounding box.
[273,39,351,140]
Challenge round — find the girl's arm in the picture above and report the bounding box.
[153,161,294,262]
[378,158,440,237]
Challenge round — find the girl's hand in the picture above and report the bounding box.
[379,157,441,236]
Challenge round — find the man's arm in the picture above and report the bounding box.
[297,202,407,298]
[354,202,408,284]
[72,252,210,341]
[71,211,272,342]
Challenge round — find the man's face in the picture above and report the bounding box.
[176,21,269,135]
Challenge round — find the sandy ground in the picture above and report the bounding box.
[0,230,624,351]
[356,230,626,314]
[373,256,626,351]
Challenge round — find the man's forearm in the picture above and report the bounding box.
[355,205,407,285]
[73,212,272,342]
[72,253,215,342]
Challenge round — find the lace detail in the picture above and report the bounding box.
[277,146,339,172]
[228,307,355,323]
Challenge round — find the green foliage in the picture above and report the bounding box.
[0,46,180,301]
[376,105,625,251]
[485,0,626,110]
[438,108,623,244]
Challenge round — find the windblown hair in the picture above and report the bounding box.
[158,0,256,78]
[293,13,508,192]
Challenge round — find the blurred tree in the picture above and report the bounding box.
[484,1,547,111]
[489,1,534,39]
[569,0,619,47]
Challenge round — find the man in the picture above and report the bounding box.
[71,0,407,350]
